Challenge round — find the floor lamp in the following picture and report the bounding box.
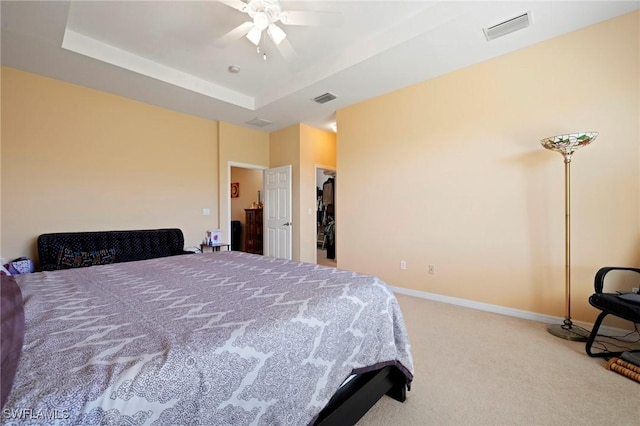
[541,132,598,341]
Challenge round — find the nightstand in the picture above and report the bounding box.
[200,243,231,252]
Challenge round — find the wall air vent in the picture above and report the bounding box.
[483,12,531,41]
[246,117,272,127]
[313,92,338,104]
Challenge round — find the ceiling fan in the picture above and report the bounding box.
[217,0,341,49]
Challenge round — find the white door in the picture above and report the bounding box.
[264,165,292,259]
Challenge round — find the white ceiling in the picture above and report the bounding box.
[2,1,638,132]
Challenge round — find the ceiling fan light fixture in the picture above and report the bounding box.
[267,24,286,45]
[254,12,270,31]
[246,26,262,45]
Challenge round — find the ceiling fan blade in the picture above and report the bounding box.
[217,0,249,13]
[267,23,287,45]
[246,25,262,45]
[213,21,253,46]
[279,11,343,27]
[275,37,296,62]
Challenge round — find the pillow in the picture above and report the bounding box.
[1,275,24,409]
[57,247,116,269]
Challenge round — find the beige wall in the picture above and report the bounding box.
[336,11,640,323]
[218,121,270,244]
[300,124,336,263]
[1,67,218,261]
[270,124,336,262]
[0,70,328,265]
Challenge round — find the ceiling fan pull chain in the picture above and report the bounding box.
[256,44,267,61]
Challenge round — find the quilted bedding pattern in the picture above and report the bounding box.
[3,252,413,425]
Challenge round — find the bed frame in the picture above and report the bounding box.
[37,228,192,271]
[35,228,411,424]
[314,365,409,425]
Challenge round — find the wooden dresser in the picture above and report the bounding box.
[244,208,263,255]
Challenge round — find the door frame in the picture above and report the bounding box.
[314,164,336,264]
[226,161,267,249]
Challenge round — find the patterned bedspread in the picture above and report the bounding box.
[3,252,413,425]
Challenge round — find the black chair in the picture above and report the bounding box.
[585,266,640,357]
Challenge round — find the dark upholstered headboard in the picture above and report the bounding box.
[37,228,190,271]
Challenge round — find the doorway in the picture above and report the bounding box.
[316,166,336,266]
[230,165,264,253]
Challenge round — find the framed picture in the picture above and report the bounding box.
[231,182,240,198]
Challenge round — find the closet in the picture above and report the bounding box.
[317,171,335,261]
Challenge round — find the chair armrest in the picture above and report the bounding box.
[594,266,640,293]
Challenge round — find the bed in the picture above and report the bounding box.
[1,229,413,425]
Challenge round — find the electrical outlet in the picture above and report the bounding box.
[428,264,435,275]
[400,260,406,270]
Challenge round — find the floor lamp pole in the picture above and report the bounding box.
[541,132,598,341]
[564,158,571,322]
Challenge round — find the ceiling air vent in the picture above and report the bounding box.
[483,12,531,41]
[313,92,337,104]
[246,117,272,127]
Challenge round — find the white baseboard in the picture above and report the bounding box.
[390,286,633,336]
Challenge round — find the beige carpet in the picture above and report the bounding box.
[317,248,337,267]
[358,294,640,426]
